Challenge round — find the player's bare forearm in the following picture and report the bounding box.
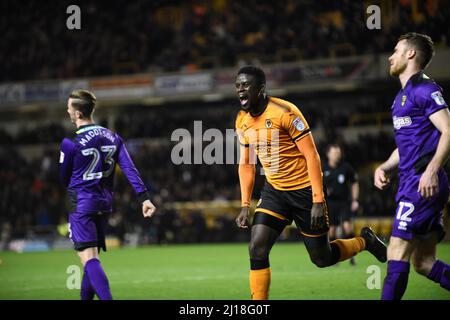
[426,109,450,173]
[418,124,450,198]
[380,148,399,173]
[374,149,398,190]
[428,130,450,173]
[295,134,324,203]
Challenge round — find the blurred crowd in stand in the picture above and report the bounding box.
[2,0,449,82]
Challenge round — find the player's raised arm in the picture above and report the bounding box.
[374,148,399,190]
[236,144,256,228]
[59,138,75,187]
[418,108,450,198]
[116,137,156,218]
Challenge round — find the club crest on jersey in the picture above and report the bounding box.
[431,91,446,106]
[265,119,272,128]
[401,95,407,107]
[292,117,305,131]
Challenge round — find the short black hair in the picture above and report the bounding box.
[237,65,266,86]
[398,32,434,69]
[69,89,96,118]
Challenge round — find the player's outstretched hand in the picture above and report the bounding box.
[311,202,328,230]
[235,206,250,229]
[418,169,439,199]
[142,200,156,218]
[374,167,390,190]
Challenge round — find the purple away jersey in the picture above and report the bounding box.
[59,124,148,250]
[391,71,449,240]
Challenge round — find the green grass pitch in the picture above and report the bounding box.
[1,242,449,300]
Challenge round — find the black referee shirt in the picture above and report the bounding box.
[323,161,358,202]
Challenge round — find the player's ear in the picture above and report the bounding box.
[406,48,416,60]
[259,84,266,96]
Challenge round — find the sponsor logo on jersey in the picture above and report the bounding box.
[292,117,305,131]
[59,151,65,163]
[431,91,446,106]
[393,116,412,129]
[257,198,262,207]
[398,221,408,231]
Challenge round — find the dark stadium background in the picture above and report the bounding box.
[1,0,449,253]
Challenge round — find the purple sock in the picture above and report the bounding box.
[85,258,113,300]
[381,260,410,300]
[80,271,95,300]
[427,260,450,290]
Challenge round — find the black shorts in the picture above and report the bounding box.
[327,200,353,226]
[253,182,330,237]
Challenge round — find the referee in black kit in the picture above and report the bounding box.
[323,143,359,265]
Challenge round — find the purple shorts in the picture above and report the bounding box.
[393,173,449,241]
[68,211,108,252]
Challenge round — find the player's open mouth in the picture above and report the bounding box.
[239,95,249,106]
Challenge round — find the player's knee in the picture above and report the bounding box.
[248,242,269,260]
[309,254,331,268]
[77,247,99,266]
[412,258,434,276]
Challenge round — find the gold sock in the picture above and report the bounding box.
[249,268,271,300]
[331,237,366,262]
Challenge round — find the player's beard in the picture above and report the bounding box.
[389,58,407,77]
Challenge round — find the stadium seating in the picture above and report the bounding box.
[2,0,449,82]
